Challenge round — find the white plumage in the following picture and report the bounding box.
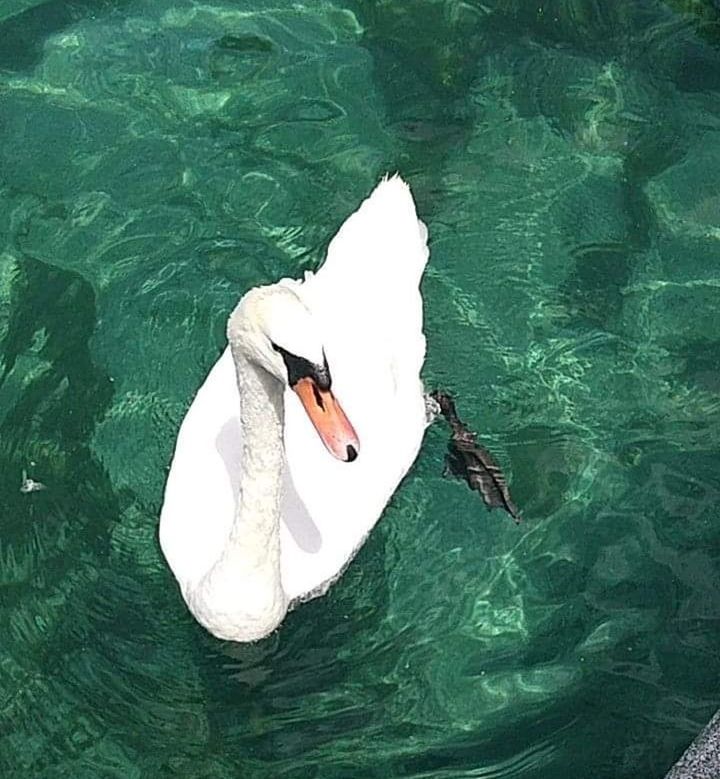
[159,176,430,641]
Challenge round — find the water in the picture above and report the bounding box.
[1,0,719,776]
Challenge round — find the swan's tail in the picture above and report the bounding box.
[314,174,428,291]
[303,174,429,391]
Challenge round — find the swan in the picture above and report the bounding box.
[159,175,430,641]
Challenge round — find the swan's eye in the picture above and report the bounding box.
[271,342,331,390]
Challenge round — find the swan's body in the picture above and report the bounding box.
[159,176,429,641]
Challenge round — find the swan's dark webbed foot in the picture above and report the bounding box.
[430,389,521,523]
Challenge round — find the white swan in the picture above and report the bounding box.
[159,176,430,641]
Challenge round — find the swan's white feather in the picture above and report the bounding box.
[160,175,429,612]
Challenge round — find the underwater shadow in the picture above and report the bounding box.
[0,0,127,73]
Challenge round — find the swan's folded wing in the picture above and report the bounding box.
[279,175,430,601]
[307,174,428,375]
[302,175,428,405]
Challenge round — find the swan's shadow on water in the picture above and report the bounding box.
[215,416,322,554]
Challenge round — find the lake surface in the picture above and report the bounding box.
[1,1,719,777]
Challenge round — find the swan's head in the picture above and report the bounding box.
[228,282,359,463]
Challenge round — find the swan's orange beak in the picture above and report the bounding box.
[293,377,360,462]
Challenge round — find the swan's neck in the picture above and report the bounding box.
[236,352,284,539]
[189,348,288,642]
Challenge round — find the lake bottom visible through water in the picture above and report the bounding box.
[1,1,720,777]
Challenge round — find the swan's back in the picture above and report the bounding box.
[280,176,429,600]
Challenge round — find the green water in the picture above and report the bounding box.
[1,0,719,776]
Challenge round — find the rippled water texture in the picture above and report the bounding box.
[1,0,719,776]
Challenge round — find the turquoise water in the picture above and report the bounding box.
[1,0,719,776]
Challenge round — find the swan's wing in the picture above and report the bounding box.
[279,175,430,601]
[307,175,427,383]
[159,349,241,596]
